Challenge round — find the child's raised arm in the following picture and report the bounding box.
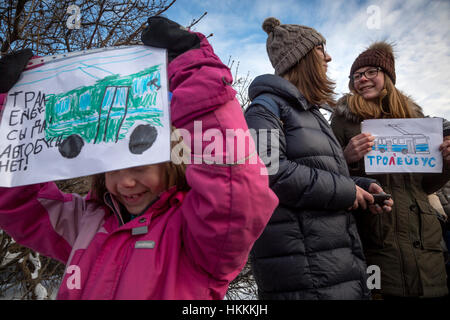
[0,182,100,264]
[142,17,278,286]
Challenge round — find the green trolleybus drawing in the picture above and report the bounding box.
[45,65,163,158]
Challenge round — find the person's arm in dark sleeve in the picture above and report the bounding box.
[245,105,356,211]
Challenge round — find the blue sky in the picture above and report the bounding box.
[163,0,450,120]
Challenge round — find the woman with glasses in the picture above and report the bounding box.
[331,41,450,299]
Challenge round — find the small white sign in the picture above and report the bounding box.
[362,118,443,174]
[0,46,170,187]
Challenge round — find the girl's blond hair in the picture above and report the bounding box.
[282,48,336,107]
[347,73,417,119]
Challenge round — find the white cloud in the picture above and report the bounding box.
[167,0,450,121]
[315,0,450,120]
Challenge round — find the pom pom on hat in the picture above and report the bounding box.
[262,17,281,34]
[368,41,395,57]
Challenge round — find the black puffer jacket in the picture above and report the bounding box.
[245,74,373,300]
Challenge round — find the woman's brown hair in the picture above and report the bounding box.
[347,73,417,120]
[282,47,336,107]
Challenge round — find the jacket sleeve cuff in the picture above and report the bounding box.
[351,176,379,191]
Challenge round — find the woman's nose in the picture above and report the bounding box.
[325,52,332,62]
[359,74,369,82]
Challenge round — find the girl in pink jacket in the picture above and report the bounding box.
[0,17,278,300]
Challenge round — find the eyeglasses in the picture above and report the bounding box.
[350,67,382,82]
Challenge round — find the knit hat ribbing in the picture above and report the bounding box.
[350,41,396,85]
[263,17,326,76]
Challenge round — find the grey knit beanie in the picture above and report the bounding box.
[262,17,326,76]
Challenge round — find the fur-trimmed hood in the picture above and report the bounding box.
[333,93,424,124]
[333,94,450,136]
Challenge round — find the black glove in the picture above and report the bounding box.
[0,49,33,93]
[141,16,200,62]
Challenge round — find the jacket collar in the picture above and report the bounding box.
[104,186,187,226]
[248,74,312,111]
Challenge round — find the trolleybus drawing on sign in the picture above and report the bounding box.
[372,124,430,155]
[44,65,163,158]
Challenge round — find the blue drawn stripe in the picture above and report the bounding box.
[50,109,163,129]
[78,67,101,80]
[391,144,408,152]
[16,52,154,87]
[25,48,151,74]
[80,63,115,75]
[415,144,429,152]
[92,53,155,67]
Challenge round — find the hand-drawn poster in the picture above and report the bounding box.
[362,118,443,174]
[0,46,170,187]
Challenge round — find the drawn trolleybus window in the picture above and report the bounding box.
[45,66,162,159]
[372,124,430,155]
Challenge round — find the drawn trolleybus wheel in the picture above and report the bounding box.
[401,148,408,154]
[379,148,386,153]
[59,134,85,159]
[129,124,158,155]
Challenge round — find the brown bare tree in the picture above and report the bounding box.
[227,56,252,110]
[0,0,179,55]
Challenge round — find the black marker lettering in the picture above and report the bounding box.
[0,145,11,159]
[8,91,22,107]
[9,109,20,126]
[6,130,18,141]
[25,92,35,109]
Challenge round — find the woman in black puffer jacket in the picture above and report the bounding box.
[245,17,393,300]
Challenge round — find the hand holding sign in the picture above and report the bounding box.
[0,49,33,93]
[343,132,375,164]
[141,16,200,63]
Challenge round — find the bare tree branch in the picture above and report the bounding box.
[87,0,107,49]
[153,0,177,16]
[227,56,252,110]
[186,11,207,29]
[1,0,29,53]
[0,0,186,55]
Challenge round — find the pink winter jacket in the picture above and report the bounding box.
[0,33,278,299]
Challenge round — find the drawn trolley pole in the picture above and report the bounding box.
[45,65,162,158]
[372,124,430,155]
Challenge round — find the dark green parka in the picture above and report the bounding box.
[330,95,450,298]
